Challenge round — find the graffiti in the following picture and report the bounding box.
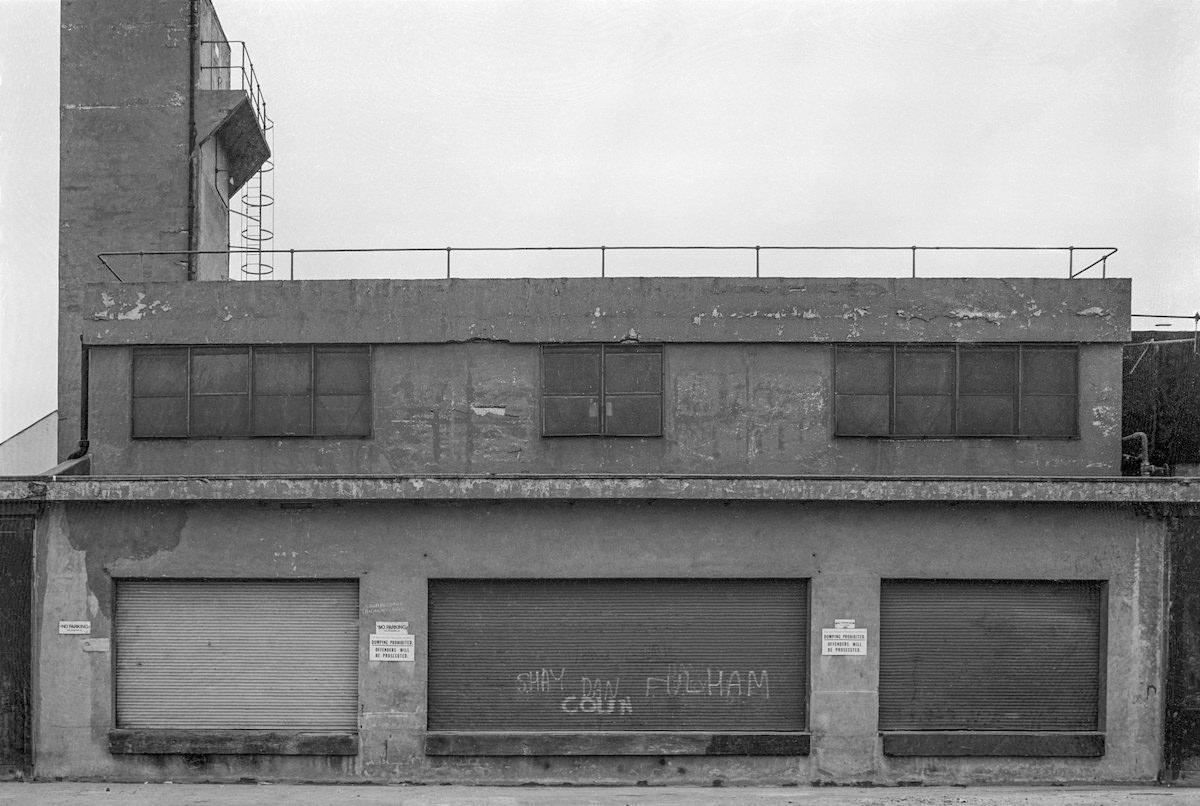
[644,665,769,699]
[560,694,633,715]
[515,667,565,694]
[559,676,633,716]
[515,665,769,714]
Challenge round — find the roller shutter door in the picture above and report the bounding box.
[115,580,359,730]
[428,578,807,732]
[879,580,1102,731]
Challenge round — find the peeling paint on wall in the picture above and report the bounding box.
[470,405,507,417]
[1092,405,1120,438]
[116,292,148,320]
[949,307,1006,324]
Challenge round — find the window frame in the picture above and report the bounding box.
[131,345,373,439]
[540,344,664,438]
[833,343,1079,438]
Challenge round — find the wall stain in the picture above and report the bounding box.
[64,503,188,618]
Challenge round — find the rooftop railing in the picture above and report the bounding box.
[96,245,1119,283]
[199,40,270,137]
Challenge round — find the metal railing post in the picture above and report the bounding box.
[93,244,1124,284]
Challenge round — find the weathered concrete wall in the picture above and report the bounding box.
[84,341,1123,477]
[82,278,1131,345]
[59,0,208,462]
[59,0,242,458]
[194,134,231,281]
[32,499,1164,784]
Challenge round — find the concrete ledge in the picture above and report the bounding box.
[82,277,1130,344]
[424,731,810,756]
[194,90,270,191]
[3,475,1200,507]
[108,729,358,756]
[881,731,1104,757]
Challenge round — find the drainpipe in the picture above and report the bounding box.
[185,0,198,280]
[65,341,89,460]
[1121,432,1152,477]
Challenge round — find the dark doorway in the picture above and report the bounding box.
[1166,517,1200,783]
[0,514,32,779]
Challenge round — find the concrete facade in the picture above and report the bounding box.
[81,340,1122,478]
[59,0,266,460]
[30,0,1200,789]
[76,276,1127,478]
[11,486,1179,785]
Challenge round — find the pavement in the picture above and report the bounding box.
[0,783,1196,806]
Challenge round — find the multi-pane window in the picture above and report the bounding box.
[834,344,1077,437]
[132,345,371,438]
[541,345,663,437]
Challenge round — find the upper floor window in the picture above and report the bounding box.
[541,345,663,437]
[834,344,1077,438]
[132,345,371,438]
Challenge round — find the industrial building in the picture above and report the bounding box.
[2,0,1199,786]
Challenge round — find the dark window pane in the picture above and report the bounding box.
[895,395,952,435]
[1023,349,1077,394]
[191,394,248,436]
[314,394,371,435]
[896,349,953,395]
[959,349,1016,394]
[133,349,187,396]
[254,394,312,435]
[543,395,600,436]
[606,395,662,436]
[543,349,600,395]
[836,347,891,395]
[255,348,311,396]
[132,397,187,437]
[835,394,890,435]
[192,348,248,394]
[605,350,662,394]
[315,348,370,395]
[1021,397,1076,436]
[958,395,1014,435]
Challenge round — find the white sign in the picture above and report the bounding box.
[822,628,868,656]
[834,618,856,630]
[59,621,91,635]
[369,633,415,662]
[375,621,410,634]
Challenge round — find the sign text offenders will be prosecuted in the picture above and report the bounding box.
[821,628,868,655]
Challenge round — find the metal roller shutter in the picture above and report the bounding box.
[428,579,807,732]
[115,580,359,730]
[879,580,1102,731]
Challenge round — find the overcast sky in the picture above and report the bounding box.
[1,0,1198,441]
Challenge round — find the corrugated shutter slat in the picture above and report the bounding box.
[115,580,358,730]
[879,580,1101,731]
[428,579,807,732]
